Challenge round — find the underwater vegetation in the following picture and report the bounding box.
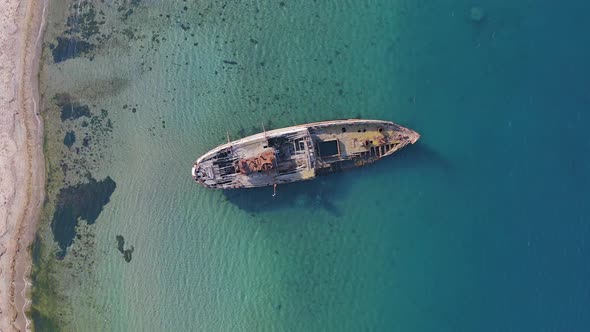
[51,176,116,258]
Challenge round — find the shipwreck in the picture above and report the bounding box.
[192,119,420,189]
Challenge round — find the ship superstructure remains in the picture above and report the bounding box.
[192,119,419,189]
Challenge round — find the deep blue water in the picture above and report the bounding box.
[35,0,590,330]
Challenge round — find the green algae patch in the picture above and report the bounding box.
[52,176,116,258]
[29,236,64,332]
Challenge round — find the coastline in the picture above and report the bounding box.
[0,0,47,331]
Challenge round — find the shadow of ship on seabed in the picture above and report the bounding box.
[222,141,450,216]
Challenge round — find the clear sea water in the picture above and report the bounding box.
[34,0,589,331]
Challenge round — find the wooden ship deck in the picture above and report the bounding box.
[191,119,420,189]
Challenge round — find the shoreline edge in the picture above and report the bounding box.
[0,0,48,331]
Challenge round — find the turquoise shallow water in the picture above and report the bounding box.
[35,0,590,331]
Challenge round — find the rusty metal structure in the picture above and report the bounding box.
[192,119,420,189]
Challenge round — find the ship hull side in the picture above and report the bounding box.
[192,119,419,189]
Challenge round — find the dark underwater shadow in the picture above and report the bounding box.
[222,173,347,217]
[222,141,450,216]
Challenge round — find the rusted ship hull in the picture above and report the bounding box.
[192,119,419,189]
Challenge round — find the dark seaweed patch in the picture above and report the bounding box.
[30,307,60,332]
[123,247,134,262]
[116,235,125,254]
[50,36,94,63]
[115,235,134,262]
[67,7,101,39]
[63,131,76,148]
[61,104,91,121]
[31,234,42,265]
[54,94,92,121]
[118,0,142,21]
[51,176,116,259]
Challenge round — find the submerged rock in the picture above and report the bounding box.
[469,7,486,23]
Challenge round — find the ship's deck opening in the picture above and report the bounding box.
[267,132,313,175]
[317,140,339,157]
[211,147,235,176]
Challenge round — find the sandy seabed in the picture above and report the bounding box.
[0,0,47,331]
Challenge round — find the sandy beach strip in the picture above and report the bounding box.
[0,0,47,331]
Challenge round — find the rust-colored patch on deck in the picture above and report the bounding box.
[238,150,276,174]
